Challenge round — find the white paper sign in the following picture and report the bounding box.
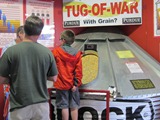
[126,62,144,73]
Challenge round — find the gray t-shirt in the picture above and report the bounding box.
[0,42,58,111]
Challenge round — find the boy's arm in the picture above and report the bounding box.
[74,52,83,87]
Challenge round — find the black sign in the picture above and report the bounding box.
[122,17,141,24]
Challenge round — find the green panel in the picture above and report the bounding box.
[130,79,155,90]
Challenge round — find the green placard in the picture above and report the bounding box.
[130,79,155,90]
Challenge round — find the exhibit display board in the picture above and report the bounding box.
[63,0,142,28]
[0,0,54,48]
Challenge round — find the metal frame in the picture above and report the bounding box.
[48,88,110,120]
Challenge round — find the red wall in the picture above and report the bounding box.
[0,0,160,119]
[0,85,4,120]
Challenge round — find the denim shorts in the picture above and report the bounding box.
[56,88,80,109]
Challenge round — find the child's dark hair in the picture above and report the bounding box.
[60,30,75,45]
[16,26,24,37]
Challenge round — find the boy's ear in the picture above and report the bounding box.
[62,39,66,43]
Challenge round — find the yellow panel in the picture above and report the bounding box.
[82,51,98,84]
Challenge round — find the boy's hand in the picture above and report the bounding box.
[71,86,77,92]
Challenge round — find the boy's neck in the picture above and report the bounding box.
[63,43,71,46]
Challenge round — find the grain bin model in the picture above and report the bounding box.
[71,27,160,119]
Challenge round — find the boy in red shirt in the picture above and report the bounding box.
[52,30,82,120]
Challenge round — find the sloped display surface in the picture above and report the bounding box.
[71,27,160,119]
